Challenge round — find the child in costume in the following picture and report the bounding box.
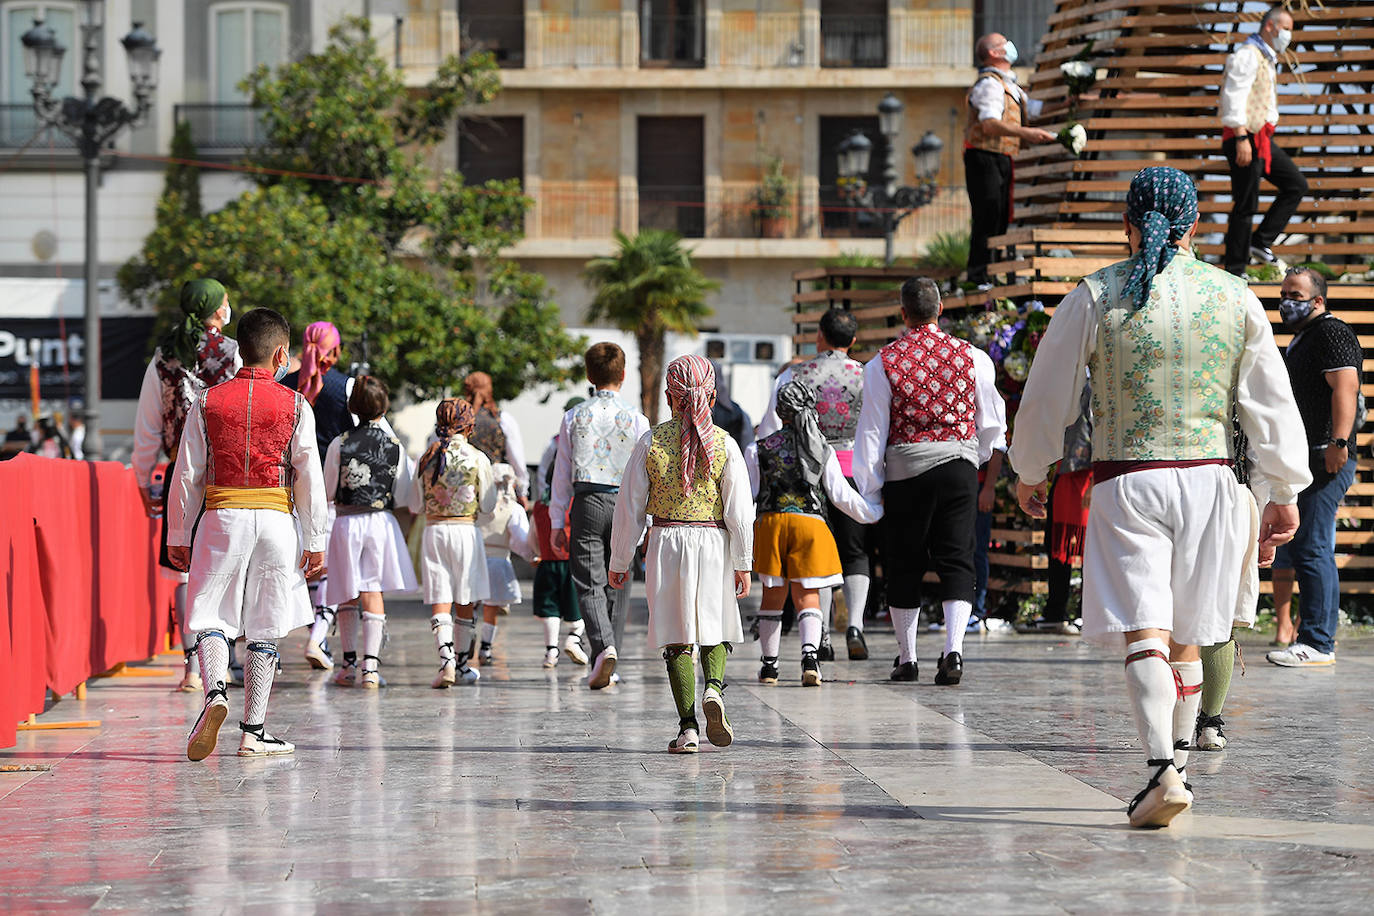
[323,376,418,688]
[746,380,882,687]
[474,463,538,665]
[609,355,755,754]
[408,398,496,688]
[532,406,588,668]
[167,307,327,760]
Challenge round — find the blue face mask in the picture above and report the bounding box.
[1279,297,1315,326]
[1003,40,1019,66]
[273,347,290,382]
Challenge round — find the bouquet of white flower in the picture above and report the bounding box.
[1057,122,1087,157]
[1059,59,1097,96]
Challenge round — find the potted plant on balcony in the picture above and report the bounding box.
[754,156,792,239]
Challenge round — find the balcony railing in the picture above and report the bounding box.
[394,10,970,72]
[821,16,887,68]
[174,104,267,151]
[0,104,76,150]
[528,182,968,243]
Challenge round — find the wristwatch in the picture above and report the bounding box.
[1329,438,1349,449]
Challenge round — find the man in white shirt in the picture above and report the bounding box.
[1219,5,1306,274]
[854,277,1007,687]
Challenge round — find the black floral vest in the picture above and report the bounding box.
[755,429,826,517]
[336,424,401,510]
[470,406,506,465]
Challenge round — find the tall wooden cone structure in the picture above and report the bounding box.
[793,0,1374,600]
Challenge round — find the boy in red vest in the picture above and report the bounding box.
[168,307,328,761]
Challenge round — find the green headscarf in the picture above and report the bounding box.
[160,278,227,367]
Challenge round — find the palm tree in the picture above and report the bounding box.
[582,229,718,423]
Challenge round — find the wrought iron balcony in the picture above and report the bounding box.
[173,104,267,151]
[0,104,77,150]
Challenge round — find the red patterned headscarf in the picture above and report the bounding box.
[665,354,717,493]
[296,321,341,405]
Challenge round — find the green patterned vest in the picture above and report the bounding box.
[1084,253,1248,461]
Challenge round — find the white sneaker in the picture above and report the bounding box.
[588,647,618,690]
[669,726,700,754]
[331,664,358,687]
[432,661,457,689]
[479,644,493,664]
[1195,714,1227,751]
[304,640,333,671]
[1127,763,1192,828]
[926,621,945,633]
[564,633,588,666]
[237,728,295,757]
[1266,643,1335,667]
[186,694,229,761]
[702,686,733,748]
[984,618,1016,634]
[543,647,560,669]
[176,667,203,693]
[457,664,480,684]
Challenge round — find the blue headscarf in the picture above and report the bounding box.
[1122,167,1198,310]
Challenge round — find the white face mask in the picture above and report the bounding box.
[1002,40,1019,66]
[1273,29,1292,53]
[218,303,232,326]
[273,347,289,382]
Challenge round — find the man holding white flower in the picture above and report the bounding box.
[963,32,1057,290]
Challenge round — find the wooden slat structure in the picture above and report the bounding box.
[791,0,1374,605]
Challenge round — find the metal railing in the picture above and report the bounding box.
[541,13,623,69]
[639,184,707,237]
[820,16,887,68]
[717,12,807,69]
[174,104,267,151]
[0,104,77,150]
[641,14,706,68]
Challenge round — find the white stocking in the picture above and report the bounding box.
[798,609,823,654]
[542,617,561,647]
[943,599,973,655]
[1171,659,1203,774]
[1124,638,1177,766]
[843,575,869,631]
[757,611,783,660]
[361,611,385,673]
[892,607,919,665]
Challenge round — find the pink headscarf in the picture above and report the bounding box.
[665,354,717,494]
[297,321,341,405]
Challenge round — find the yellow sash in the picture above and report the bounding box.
[204,485,293,513]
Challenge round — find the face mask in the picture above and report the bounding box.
[1002,40,1019,66]
[1279,297,1314,326]
[273,347,289,382]
[219,303,232,325]
[1273,29,1292,53]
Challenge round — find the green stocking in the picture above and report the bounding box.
[664,646,697,728]
[1199,635,1237,718]
[701,643,729,690]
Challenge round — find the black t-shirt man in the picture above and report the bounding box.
[1284,313,1362,448]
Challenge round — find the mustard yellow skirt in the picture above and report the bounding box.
[753,512,843,585]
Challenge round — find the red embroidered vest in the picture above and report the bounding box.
[201,367,301,488]
[880,326,977,445]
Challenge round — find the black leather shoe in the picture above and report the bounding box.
[890,659,918,682]
[817,634,835,662]
[934,651,963,686]
[846,626,869,660]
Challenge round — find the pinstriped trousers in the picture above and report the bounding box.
[569,490,629,659]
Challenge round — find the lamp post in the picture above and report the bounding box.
[22,3,160,461]
[836,92,943,266]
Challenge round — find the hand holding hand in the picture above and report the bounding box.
[734,571,751,599]
[168,545,190,571]
[301,550,325,580]
[1016,479,1049,519]
[609,570,628,590]
[553,528,568,554]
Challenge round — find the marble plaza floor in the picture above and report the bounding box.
[3,587,1373,914]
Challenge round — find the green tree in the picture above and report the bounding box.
[583,230,718,423]
[120,17,583,401]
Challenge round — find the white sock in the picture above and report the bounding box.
[1124,638,1177,765]
[843,575,869,631]
[337,604,358,656]
[798,609,823,654]
[817,589,833,639]
[308,603,335,645]
[361,611,385,672]
[481,622,498,646]
[943,599,973,656]
[542,617,560,647]
[1171,659,1204,773]
[570,619,585,638]
[455,615,477,662]
[757,611,783,659]
[431,613,455,665]
[892,606,919,665]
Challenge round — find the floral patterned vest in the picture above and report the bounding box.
[420,436,483,518]
[156,329,239,457]
[568,390,640,486]
[792,351,864,449]
[1083,253,1247,461]
[470,406,506,465]
[644,419,729,522]
[755,429,826,516]
[880,325,978,446]
[336,423,401,510]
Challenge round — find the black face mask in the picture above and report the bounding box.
[1279,297,1316,326]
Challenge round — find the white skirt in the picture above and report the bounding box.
[1082,465,1260,649]
[187,508,313,640]
[644,526,745,648]
[324,510,419,606]
[421,523,489,606]
[484,554,522,606]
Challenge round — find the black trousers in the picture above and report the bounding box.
[1222,136,1307,274]
[881,460,978,609]
[964,148,1013,284]
[829,477,874,578]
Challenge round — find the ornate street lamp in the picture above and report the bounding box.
[22,3,160,460]
[835,96,944,266]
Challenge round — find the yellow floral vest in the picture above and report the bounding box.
[421,438,482,517]
[1084,253,1248,461]
[644,419,730,522]
[1242,42,1276,133]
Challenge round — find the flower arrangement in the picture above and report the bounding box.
[1057,122,1087,157]
[1059,58,1097,97]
